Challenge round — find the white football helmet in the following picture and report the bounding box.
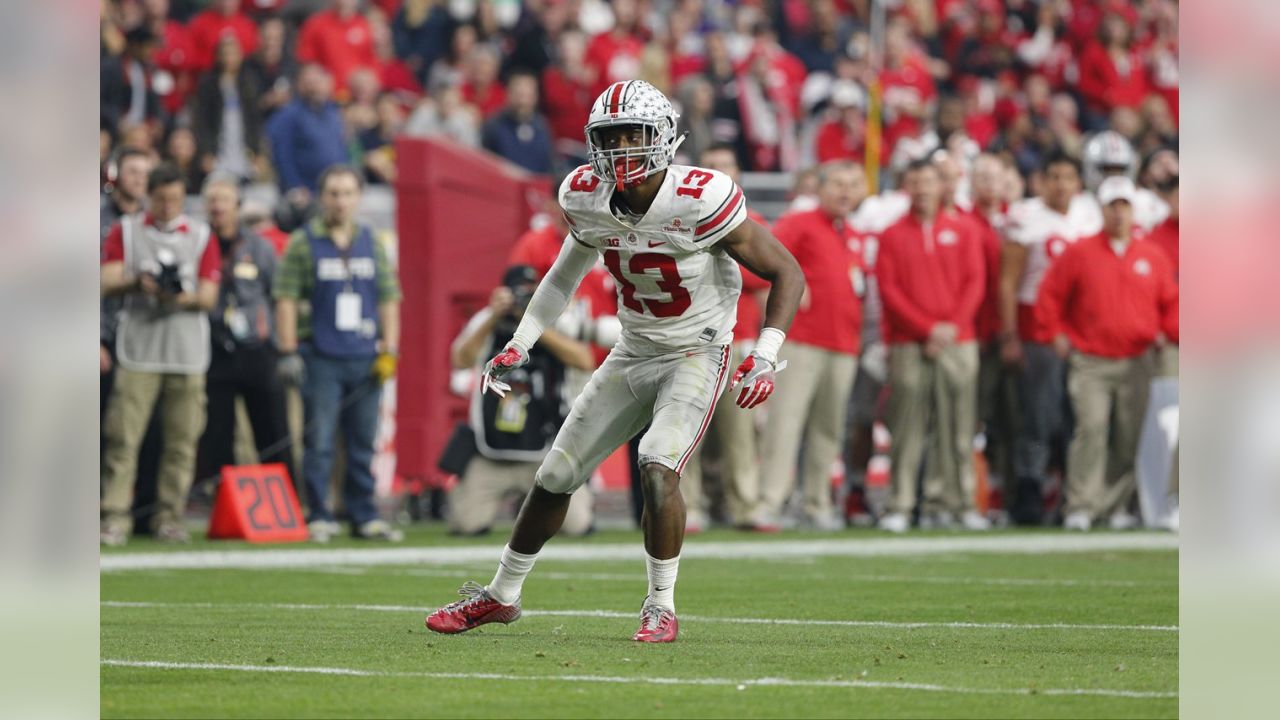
[1082,130,1138,190]
[585,80,681,190]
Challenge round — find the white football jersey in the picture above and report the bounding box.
[558,164,748,354]
[1005,194,1103,304]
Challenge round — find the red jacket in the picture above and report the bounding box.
[542,67,594,144]
[962,206,1004,343]
[876,210,985,345]
[1036,232,1179,358]
[1147,217,1179,284]
[1076,42,1149,113]
[771,208,864,355]
[295,10,377,96]
[814,119,865,164]
[187,10,259,72]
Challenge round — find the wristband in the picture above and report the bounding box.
[754,327,786,365]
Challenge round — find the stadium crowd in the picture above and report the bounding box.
[100,0,1179,542]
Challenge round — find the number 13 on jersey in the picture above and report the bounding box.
[602,250,692,318]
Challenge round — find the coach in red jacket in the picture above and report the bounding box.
[1037,176,1178,532]
[760,160,867,530]
[875,159,986,533]
[681,145,777,532]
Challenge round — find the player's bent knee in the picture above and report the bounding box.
[640,462,680,506]
[533,449,582,495]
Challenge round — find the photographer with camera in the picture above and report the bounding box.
[195,177,297,490]
[100,163,222,545]
[445,265,596,537]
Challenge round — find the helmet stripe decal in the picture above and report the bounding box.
[608,82,625,114]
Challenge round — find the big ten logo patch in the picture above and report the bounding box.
[605,236,622,248]
[207,464,308,543]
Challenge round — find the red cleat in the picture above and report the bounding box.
[632,602,679,643]
[425,581,521,634]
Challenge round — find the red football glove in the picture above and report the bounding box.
[481,344,528,397]
[727,353,788,409]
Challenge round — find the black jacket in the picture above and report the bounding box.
[192,70,263,162]
[100,55,166,131]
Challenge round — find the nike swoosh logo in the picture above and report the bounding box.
[648,239,666,247]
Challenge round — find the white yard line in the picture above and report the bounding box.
[100,601,1178,632]
[100,659,1176,699]
[280,566,1161,588]
[100,533,1177,572]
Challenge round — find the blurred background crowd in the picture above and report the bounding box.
[99,0,1179,543]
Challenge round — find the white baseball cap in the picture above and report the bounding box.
[830,80,866,109]
[1096,175,1137,206]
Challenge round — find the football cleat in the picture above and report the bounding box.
[632,601,679,643]
[425,581,522,634]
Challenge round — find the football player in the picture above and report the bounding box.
[1080,130,1169,230]
[425,80,805,642]
[999,152,1101,525]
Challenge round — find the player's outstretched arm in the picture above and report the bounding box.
[719,218,805,409]
[481,235,596,397]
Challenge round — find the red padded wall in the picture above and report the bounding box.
[394,138,549,489]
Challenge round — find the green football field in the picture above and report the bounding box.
[100,526,1178,718]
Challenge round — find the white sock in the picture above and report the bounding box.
[487,545,538,605]
[646,554,680,612]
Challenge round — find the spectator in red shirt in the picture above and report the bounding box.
[1037,176,1178,531]
[1076,9,1149,129]
[459,45,507,120]
[99,163,222,546]
[584,0,647,98]
[141,0,196,115]
[760,161,868,531]
[879,17,937,162]
[876,159,986,533]
[681,145,777,533]
[813,80,867,164]
[187,0,260,73]
[1144,0,1180,126]
[296,0,379,99]
[542,29,595,163]
[368,6,424,102]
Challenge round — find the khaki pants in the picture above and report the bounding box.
[681,343,763,525]
[759,342,858,521]
[1154,345,1179,496]
[449,455,593,536]
[101,367,206,532]
[887,342,979,515]
[1064,352,1152,520]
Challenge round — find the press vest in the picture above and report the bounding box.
[115,215,213,374]
[305,223,380,359]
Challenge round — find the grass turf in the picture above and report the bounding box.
[100,526,1177,718]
